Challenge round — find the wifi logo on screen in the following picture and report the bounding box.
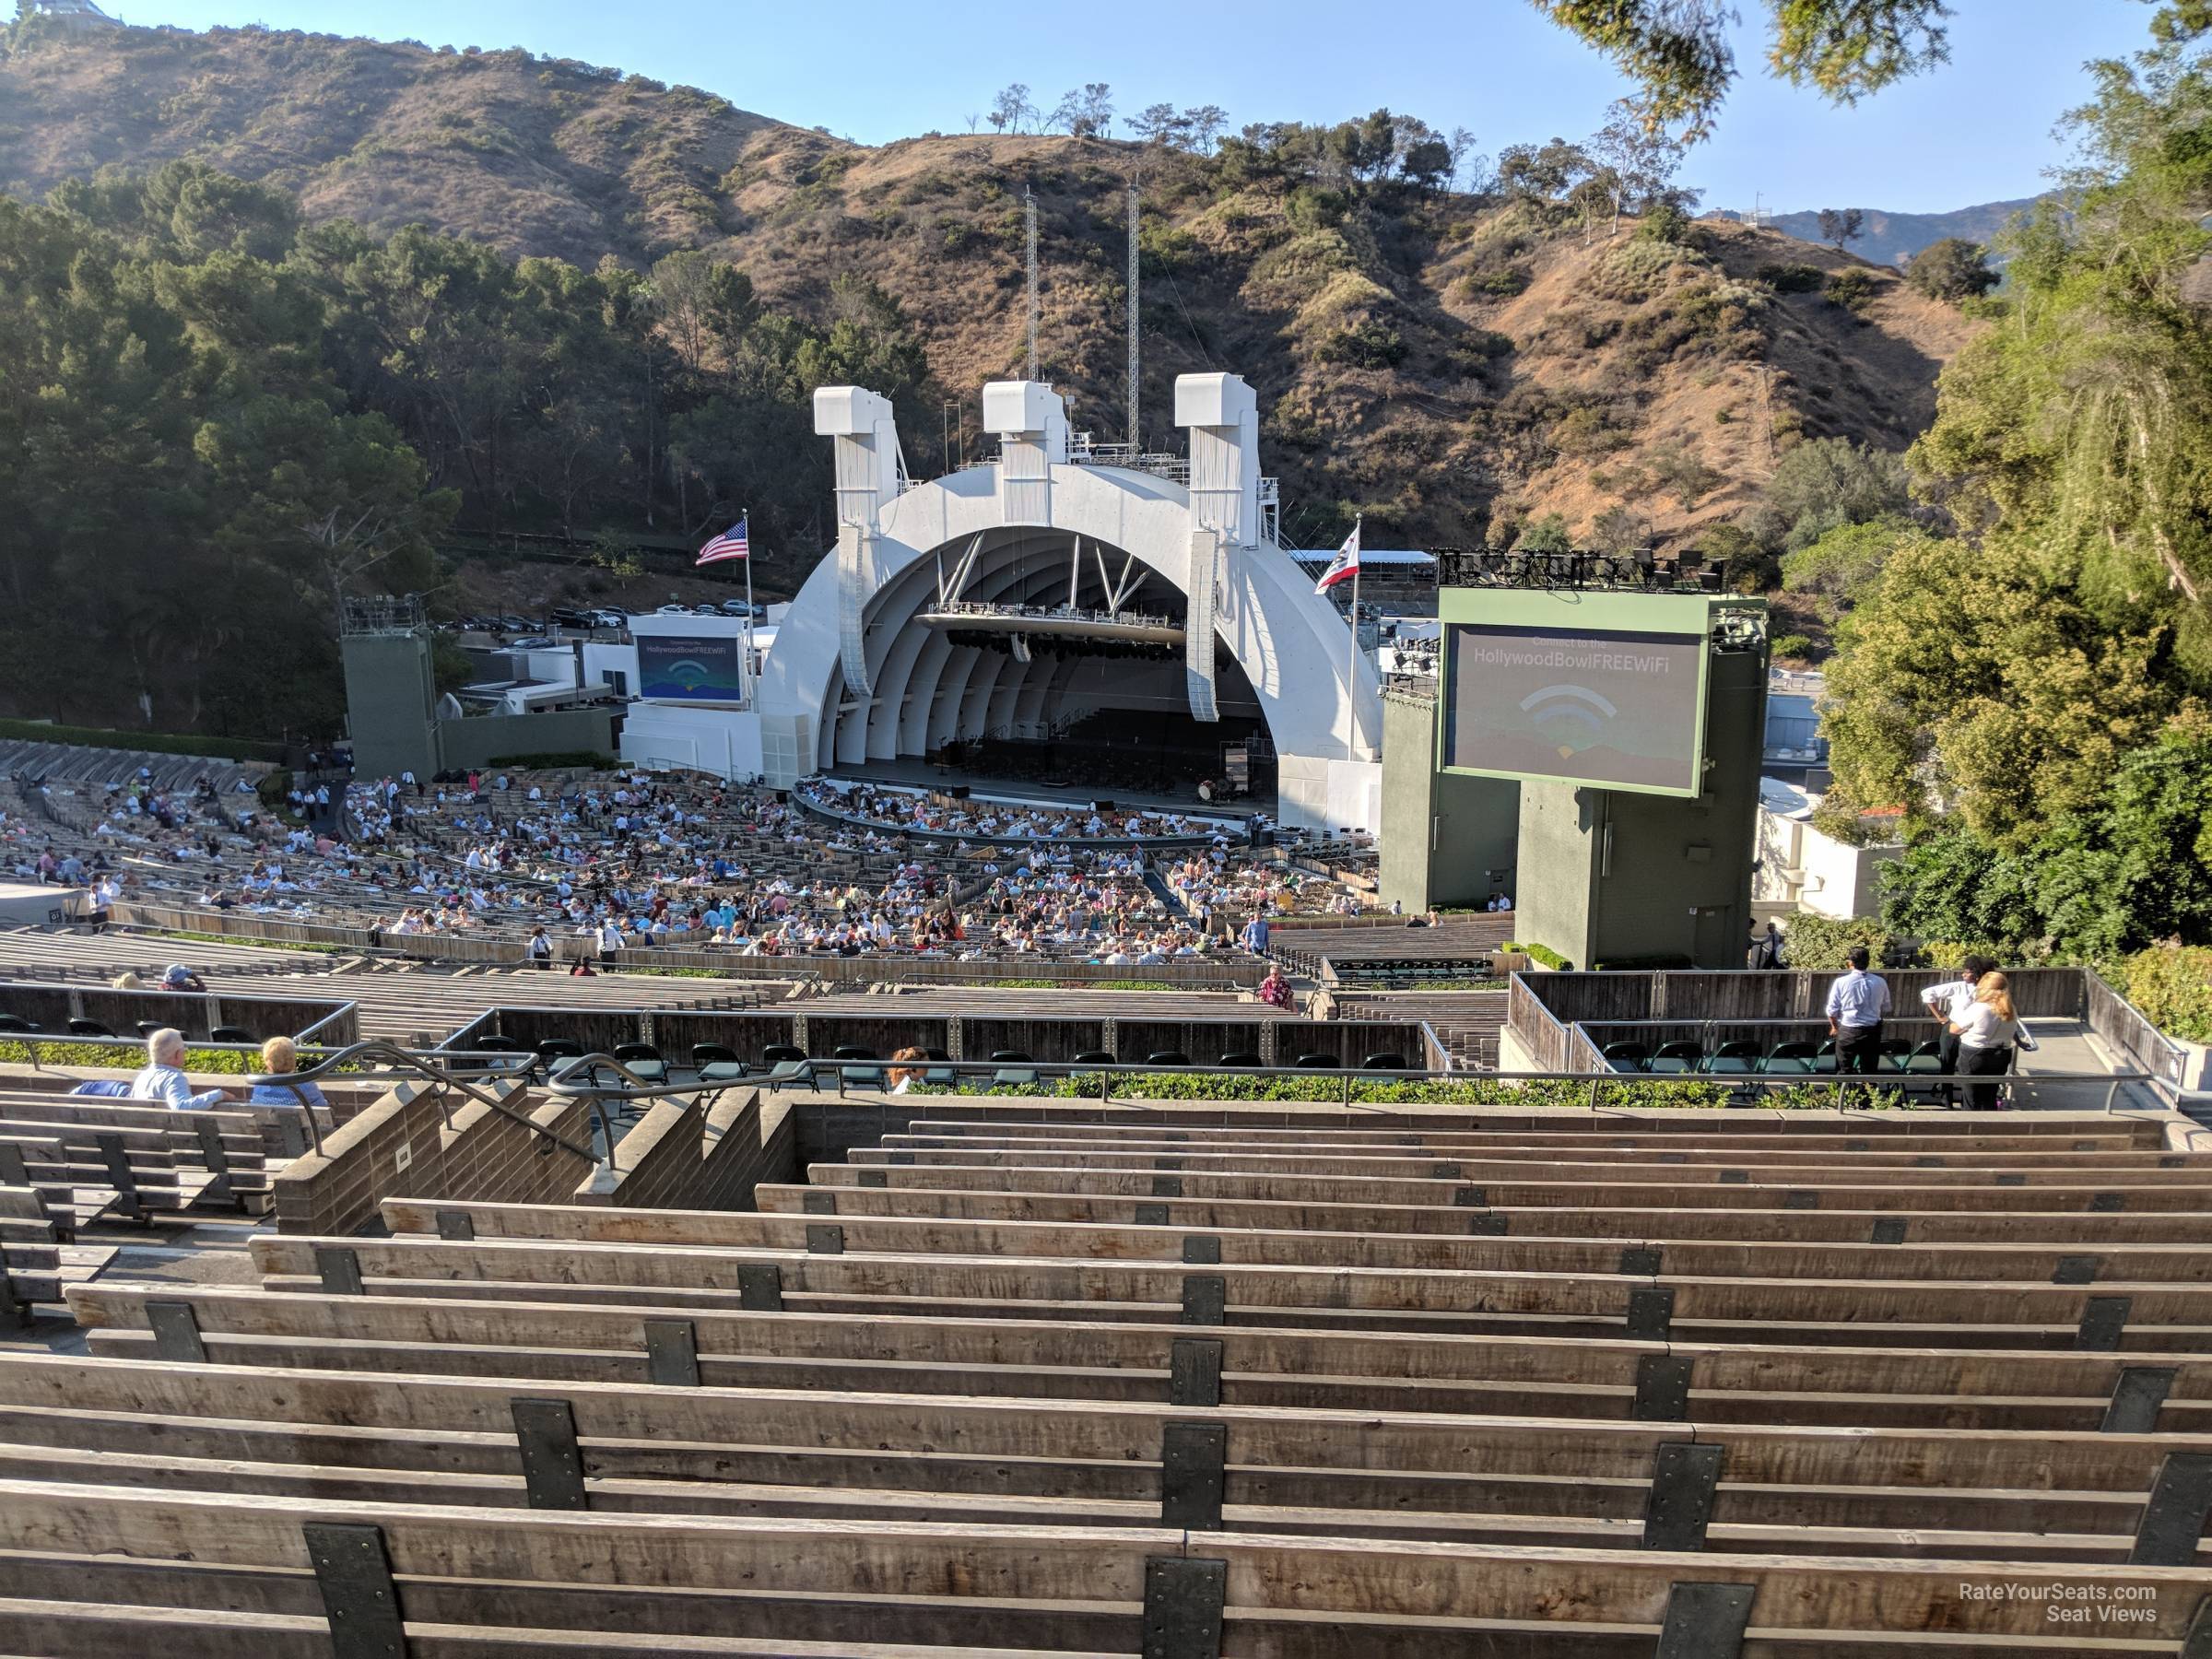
[1520,684,1618,758]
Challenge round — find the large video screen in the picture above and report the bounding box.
[1442,623,1707,794]
[636,632,746,701]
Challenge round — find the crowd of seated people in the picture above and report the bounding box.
[1161,854,1375,927]
[797,778,1236,844]
[5,753,1371,972]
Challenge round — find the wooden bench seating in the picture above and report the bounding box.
[1,1185,119,1317]
[371,1195,2212,1283]
[5,1484,2204,1657]
[0,1095,268,1211]
[232,1230,2212,1351]
[0,1349,2206,1569]
[16,1105,2212,1655]
[69,1275,2212,1433]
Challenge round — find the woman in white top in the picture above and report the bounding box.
[1948,971,2036,1111]
[1921,954,1995,1105]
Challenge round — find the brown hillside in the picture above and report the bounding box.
[0,22,791,259]
[0,20,1984,549]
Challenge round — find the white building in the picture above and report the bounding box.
[1754,776,1902,921]
[614,371,1383,831]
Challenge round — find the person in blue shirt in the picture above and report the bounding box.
[248,1036,328,1112]
[1824,946,1892,1085]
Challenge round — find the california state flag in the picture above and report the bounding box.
[1313,520,1361,594]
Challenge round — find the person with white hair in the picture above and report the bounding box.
[130,1029,236,1110]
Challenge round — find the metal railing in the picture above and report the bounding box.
[0,1030,598,1163]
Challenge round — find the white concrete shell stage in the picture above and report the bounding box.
[756,372,1382,832]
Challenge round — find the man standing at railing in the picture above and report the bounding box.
[1826,946,1892,1087]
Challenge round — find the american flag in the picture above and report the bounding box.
[696,516,749,565]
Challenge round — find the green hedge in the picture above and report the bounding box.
[915,1072,1912,1109]
[1504,941,1574,971]
[0,1041,359,1075]
[0,718,282,762]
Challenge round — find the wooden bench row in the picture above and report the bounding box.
[381,1194,2212,1285]
[0,1353,2206,1566]
[69,1276,2212,1433]
[803,1159,2212,1215]
[0,1093,271,1230]
[241,1231,2212,1351]
[18,1108,2212,1654]
[2,1185,117,1317]
[876,1124,2190,1164]
[848,1143,2212,1186]
[759,1177,2212,1244]
[5,1481,2205,1656]
[866,1106,2170,1146]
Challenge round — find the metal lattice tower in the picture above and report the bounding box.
[1024,190,1040,381]
[1125,175,1140,448]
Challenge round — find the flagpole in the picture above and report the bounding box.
[1343,516,1361,762]
[741,510,755,706]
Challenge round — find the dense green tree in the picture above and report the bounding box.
[1882,724,2212,958]
[0,158,937,737]
[1903,236,1999,302]
[1743,436,1912,553]
[1780,516,1925,618]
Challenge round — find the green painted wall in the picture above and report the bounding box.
[437,708,617,771]
[1512,781,1598,964]
[1379,691,1518,912]
[340,631,439,782]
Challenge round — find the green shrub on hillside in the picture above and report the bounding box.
[1635,201,1693,244]
[1457,266,1531,300]
[1825,268,1879,313]
[1320,319,1408,369]
[1755,263,1825,293]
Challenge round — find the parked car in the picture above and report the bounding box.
[497,614,534,632]
[718,599,764,618]
[693,604,725,616]
[548,606,595,629]
[655,603,693,615]
[587,608,628,629]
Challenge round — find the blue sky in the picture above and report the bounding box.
[116,0,2158,213]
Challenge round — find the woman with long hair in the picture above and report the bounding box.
[887,1046,930,1095]
[1948,970,2033,1111]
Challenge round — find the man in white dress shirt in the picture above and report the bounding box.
[1825,946,1892,1084]
[130,1029,237,1110]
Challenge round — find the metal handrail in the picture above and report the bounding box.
[253,1039,600,1163]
